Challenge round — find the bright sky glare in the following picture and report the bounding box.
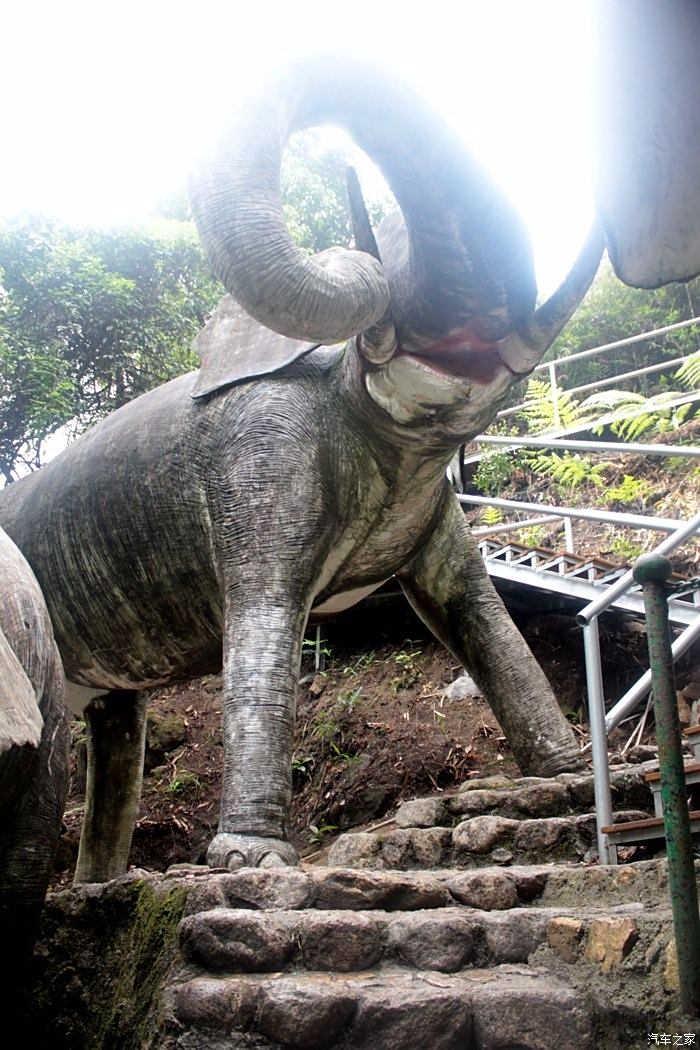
[2,0,595,296]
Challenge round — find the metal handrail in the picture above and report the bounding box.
[575,510,700,865]
[533,315,700,371]
[459,494,683,533]
[497,353,693,419]
[577,511,700,626]
[474,435,700,459]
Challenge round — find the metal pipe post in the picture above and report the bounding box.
[582,620,616,865]
[633,554,700,1020]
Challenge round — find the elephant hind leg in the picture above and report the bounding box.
[74,690,148,884]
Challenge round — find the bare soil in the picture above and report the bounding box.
[55,593,690,884]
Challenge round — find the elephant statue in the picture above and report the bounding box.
[0,59,603,879]
[0,527,69,983]
[594,0,700,288]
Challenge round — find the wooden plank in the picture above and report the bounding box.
[645,762,700,783]
[683,725,700,738]
[601,810,700,834]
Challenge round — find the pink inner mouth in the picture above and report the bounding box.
[402,327,504,383]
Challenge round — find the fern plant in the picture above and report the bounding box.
[518,378,583,433]
[675,350,700,390]
[529,452,609,494]
[601,474,652,506]
[580,389,694,441]
[479,505,504,527]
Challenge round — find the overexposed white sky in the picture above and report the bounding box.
[1,0,594,296]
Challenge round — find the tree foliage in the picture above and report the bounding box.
[0,217,222,482]
[544,259,700,391]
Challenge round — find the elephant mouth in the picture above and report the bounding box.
[400,328,508,385]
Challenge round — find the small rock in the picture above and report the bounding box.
[410,827,452,867]
[442,673,480,700]
[395,798,446,828]
[447,870,518,910]
[490,848,513,866]
[677,691,692,727]
[663,939,679,992]
[682,679,700,702]
[327,833,380,869]
[547,916,584,963]
[457,775,515,794]
[256,978,357,1048]
[453,816,518,855]
[512,782,570,818]
[378,829,415,869]
[515,818,571,852]
[386,911,477,971]
[448,790,506,816]
[626,745,657,763]
[298,913,382,972]
[145,711,188,770]
[482,910,551,963]
[584,917,638,971]
[308,674,327,698]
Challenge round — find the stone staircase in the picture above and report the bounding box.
[27,762,700,1049]
[324,764,657,871]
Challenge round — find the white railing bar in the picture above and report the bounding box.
[497,355,692,419]
[472,515,562,537]
[464,391,700,464]
[459,494,683,533]
[605,617,700,733]
[583,620,617,864]
[534,316,700,372]
[475,436,700,459]
[576,510,700,626]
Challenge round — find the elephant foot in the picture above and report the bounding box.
[206,833,299,870]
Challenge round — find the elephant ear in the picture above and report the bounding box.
[0,627,42,757]
[191,294,321,398]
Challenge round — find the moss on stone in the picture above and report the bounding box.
[89,881,187,1050]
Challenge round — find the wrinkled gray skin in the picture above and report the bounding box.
[0,60,603,879]
[0,528,69,978]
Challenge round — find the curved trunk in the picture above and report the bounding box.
[189,56,536,349]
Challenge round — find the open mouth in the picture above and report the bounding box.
[400,332,506,384]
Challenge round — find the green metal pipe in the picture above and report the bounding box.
[633,554,700,1021]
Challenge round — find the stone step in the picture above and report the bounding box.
[163,858,699,917]
[326,810,650,870]
[165,964,596,1049]
[392,763,658,830]
[178,902,649,977]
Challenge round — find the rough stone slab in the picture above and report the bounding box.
[256,978,357,1047]
[446,870,518,910]
[510,782,570,817]
[453,816,519,854]
[385,911,477,972]
[514,817,575,852]
[167,967,592,1050]
[478,909,553,964]
[327,833,380,869]
[394,797,446,828]
[448,789,507,817]
[584,917,639,971]
[180,909,296,973]
[297,913,383,973]
[308,868,451,911]
[547,916,585,963]
[470,969,592,1049]
[409,826,452,866]
[219,869,313,911]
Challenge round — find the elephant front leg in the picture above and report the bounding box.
[207,594,311,870]
[398,495,583,777]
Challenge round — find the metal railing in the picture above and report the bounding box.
[576,510,700,865]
